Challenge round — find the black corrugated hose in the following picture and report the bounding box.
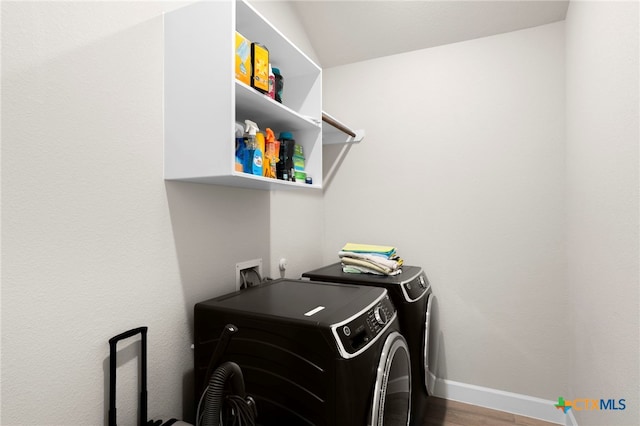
[202,361,257,426]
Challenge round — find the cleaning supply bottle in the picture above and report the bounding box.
[273,67,283,103]
[277,131,295,181]
[264,128,280,179]
[256,131,265,176]
[268,64,275,100]
[244,120,262,176]
[235,122,245,172]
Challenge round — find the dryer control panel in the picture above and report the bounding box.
[331,293,396,359]
[400,270,431,303]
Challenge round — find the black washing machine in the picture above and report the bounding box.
[302,264,434,425]
[194,279,411,425]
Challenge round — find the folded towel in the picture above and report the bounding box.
[341,243,396,258]
[341,257,392,274]
[338,251,402,271]
[342,263,402,276]
[338,243,405,275]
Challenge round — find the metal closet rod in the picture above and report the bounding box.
[322,112,356,138]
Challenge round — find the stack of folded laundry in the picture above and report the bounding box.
[339,243,403,276]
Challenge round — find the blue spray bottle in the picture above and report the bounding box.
[244,120,262,176]
[235,122,245,172]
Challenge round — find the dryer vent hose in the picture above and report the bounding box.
[204,361,256,426]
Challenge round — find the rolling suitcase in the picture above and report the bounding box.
[108,326,191,426]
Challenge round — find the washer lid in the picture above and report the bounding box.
[200,278,387,325]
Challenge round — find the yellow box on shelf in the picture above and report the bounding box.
[235,31,251,85]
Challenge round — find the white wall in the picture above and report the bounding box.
[0,1,308,424]
[3,1,638,425]
[322,23,567,399]
[245,1,327,280]
[565,1,639,425]
[0,2,320,425]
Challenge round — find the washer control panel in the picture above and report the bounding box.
[332,293,396,359]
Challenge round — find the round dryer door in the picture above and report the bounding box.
[370,331,411,426]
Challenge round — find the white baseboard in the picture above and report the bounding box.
[427,371,576,425]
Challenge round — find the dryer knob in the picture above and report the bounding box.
[374,306,388,326]
[419,276,427,288]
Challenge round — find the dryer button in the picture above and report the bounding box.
[343,326,351,336]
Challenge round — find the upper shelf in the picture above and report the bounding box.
[236,81,320,132]
[322,111,365,144]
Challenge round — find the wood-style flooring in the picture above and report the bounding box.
[421,397,560,426]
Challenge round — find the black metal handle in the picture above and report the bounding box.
[109,326,148,345]
[108,326,148,426]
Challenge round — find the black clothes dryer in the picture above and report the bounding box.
[194,279,411,426]
[302,264,434,425]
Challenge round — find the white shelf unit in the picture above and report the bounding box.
[164,0,322,190]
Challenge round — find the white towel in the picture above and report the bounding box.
[342,263,402,276]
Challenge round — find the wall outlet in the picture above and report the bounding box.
[279,258,288,272]
[235,258,263,291]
